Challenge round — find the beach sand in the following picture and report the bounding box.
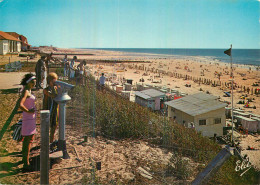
[58,48,259,115]
[239,135,260,170]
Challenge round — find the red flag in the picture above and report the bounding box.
[224,48,231,56]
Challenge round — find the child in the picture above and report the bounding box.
[43,72,59,143]
[19,73,37,169]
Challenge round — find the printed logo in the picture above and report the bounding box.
[235,156,252,176]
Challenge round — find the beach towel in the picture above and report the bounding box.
[12,119,22,141]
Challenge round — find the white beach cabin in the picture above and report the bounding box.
[165,92,227,137]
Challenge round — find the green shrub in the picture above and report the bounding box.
[166,153,192,180]
[80,77,219,162]
[55,68,64,77]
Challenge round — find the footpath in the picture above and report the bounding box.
[0,72,28,90]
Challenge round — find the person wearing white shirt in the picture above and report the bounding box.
[69,56,77,79]
[63,54,69,77]
[99,73,106,90]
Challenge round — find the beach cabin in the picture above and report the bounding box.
[225,107,232,118]
[116,85,123,93]
[136,83,143,91]
[0,31,21,55]
[165,92,227,137]
[251,117,260,132]
[121,91,131,100]
[135,89,166,111]
[241,117,258,132]
[124,83,132,91]
[235,115,259,132]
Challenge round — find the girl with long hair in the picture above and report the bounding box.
[19,73,37,169]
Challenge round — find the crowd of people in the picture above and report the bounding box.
[35,54,87,89]
[18,54,105,170]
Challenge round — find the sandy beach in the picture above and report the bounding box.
[47,48,259,115]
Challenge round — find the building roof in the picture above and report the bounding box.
[135,89,165,100]
[233,111,250,116]
[165,92,226,116]
[141,89,166,97]
[234,115,256,121]
[135,91,151,100]
[19,35,30,46]
[251,117,260,121]
[6,32,30,46]
[0,31,21,42]
[6,32,20,39]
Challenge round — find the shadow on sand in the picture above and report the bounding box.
[0,95,21,141]
[0,88,20,94]
[0,161,23,178]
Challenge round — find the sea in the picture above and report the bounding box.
[89,48,260,66]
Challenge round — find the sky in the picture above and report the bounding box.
[0,0,259,49]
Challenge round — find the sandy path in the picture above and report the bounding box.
[0,72,28,90]
[239,135,260,170]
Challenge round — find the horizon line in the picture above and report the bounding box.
[73,47,260,50]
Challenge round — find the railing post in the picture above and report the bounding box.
[192,146,232,185]
[40,110,50,185]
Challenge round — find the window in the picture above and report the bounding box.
[199,119,206,125]
[3,45,8,51]
[214,118,221,124]
[171,107,175,112]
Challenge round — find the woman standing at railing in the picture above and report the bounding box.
[69,56,77,80]
[19,73,37,170]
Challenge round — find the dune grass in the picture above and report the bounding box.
[72,75,259,184]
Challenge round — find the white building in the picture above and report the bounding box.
[165,92,227,137]
[0,31,21,55]
[6,32,30,51]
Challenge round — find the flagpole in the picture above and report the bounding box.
[230,44,234,145]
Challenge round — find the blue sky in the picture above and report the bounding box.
[0,0,259,48]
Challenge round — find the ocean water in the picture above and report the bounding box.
[90,48,260,66]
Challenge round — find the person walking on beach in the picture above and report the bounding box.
[35,56,46,89]
[99,73,106,90]
[69,56,77,79]
[43,72,59,143]
[77,60,86,85]
[19,74,37,170]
